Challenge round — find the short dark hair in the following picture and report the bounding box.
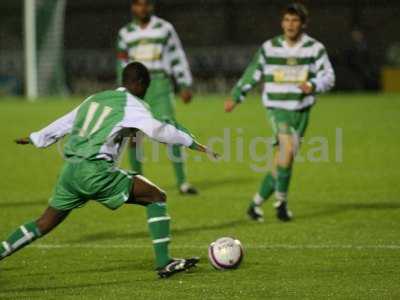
[131,0,154,4]
[122,62,150,87]
[282,3,309,24]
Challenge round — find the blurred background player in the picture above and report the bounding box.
[225,3,335,222]
[116,0,197,195]
[344,28,378,90]
[0,62,218,278]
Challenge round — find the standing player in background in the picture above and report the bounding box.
[1,63,218,278]
[225,3,335,222]
[116,0,198,195]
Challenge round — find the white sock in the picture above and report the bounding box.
[253,193,264,206]
[275,192,287,205]
[180,182,191,192]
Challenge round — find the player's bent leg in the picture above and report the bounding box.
[277,133,295,168]
[36,207,70,235]
[274,134,296,221]
[248,148,279,222]
[128,136,144,175]
[126,175,199,277]
[169,145,186,187]
[168,145,198,195]
[0,207,69,261]
[127,175,166,206]
[126,175,171,269]
[276,133,295,200]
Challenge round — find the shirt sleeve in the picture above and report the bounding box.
[122,97,194,147]
[116,29,129,85]
[30,107,78,148]
[165,24,193,90]
[310,46,335,93]
[231,47,266,103]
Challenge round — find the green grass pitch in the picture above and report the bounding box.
[0,94,399,299]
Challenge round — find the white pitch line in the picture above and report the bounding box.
[30,244,400,250]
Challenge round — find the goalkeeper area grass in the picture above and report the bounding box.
[0,94,399,299]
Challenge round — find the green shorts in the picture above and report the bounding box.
[144,73,176,122]
[49,160,137,211]
[267,107,311,145]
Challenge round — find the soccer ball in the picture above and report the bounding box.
[208,237,244,270]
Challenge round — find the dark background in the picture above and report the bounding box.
[1,0,400,93]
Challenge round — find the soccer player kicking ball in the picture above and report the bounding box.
[116,0,198,195]
[0,62,218,278]
[225,3,335,222]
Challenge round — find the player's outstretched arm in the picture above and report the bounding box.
[28,107,78,148]
[166,24,193,104]
[123,99,219,157]
[189,140,220,159]
[227,47,265,112]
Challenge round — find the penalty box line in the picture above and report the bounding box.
[31,244,400,250]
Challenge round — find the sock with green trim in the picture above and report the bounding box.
[0,221,42,261]
[275,166,292,203]
[129,146,143,175]
[251,173,276,207]
[146,203,172,269]
[169,145,187,188]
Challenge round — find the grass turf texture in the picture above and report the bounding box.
[0,94,399,299]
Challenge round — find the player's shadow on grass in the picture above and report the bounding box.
[0,200,44,208]
[76,219,249,242]
[0,280,136,295]
[297,201,400,219]
[165,176,257,191]
[14,259,152,279]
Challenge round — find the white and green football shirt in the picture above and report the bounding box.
[29,88,195,162]
[232,34,335,110]
[116,16,193,89]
